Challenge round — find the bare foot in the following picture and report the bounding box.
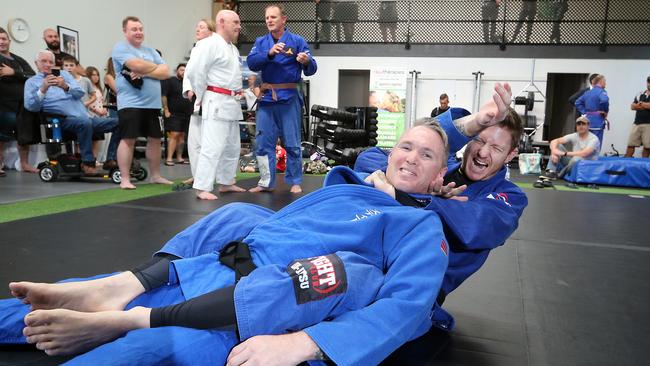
[24,307,149,356]
[219,184,246,193]
[182,177,194,185]
[9,272,144,312]
[196,190,218,200]
[150,176,173,185]
[290,185,303,194]
[249,186,274,193]
[21,165,39,174]
[120,182,136,190]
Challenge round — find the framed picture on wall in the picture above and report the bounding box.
[57,26,79,61]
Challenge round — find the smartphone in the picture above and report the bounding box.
[51,69,60,76]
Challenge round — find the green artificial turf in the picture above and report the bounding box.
[0,172,263,224]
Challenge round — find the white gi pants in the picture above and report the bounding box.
[192,115,240,192]
[187,113,201,177]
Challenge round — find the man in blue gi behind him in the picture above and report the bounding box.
[355,83,528,363]
[247,3,317,194]
[575,73,609,150]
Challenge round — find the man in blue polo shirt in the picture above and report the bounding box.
[24,50,119,175]
[112,16,171,189]
[247,4,317,194]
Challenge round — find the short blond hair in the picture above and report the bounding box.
[412,117,449,166]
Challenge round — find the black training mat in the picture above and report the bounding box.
[1,180,649,365]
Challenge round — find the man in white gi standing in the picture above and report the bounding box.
[184,10,246,200]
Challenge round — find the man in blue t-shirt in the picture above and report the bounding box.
[111,16,171,190]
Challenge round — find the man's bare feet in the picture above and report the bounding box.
[290,185,302,193]
[120,181,137,190]
[150,176,173,185]
[21,165,39,173]
[219,184,246,193]
[249,186,274,193]
[9,272,144,312]
[196,190,218,200]
[23,307,150,356]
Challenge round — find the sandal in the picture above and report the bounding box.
[0,169,6,177]
[164,161,175,166]
[175,159,189,165]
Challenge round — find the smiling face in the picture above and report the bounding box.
[385,126,448,194]
[265,6,287,34]
[123,20,144,47]
[462,125,517,181]
[0,32,10,54]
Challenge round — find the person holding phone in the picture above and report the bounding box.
[23,50,120,174]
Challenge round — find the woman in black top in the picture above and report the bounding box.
[0,27,37,176]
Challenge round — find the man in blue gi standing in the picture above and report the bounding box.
[575,73,609,150]
[247,3,317,194]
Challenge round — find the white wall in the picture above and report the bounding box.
[308,57,649,154]
[2,0,212,77]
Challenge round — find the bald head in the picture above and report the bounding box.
[216,10,241,43]
[43,28,60,51]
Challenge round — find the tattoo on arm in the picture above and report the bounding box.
[453,118,469,137]
[314,348,329,361]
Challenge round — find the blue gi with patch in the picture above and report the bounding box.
[575,86,609,148]
[247,28,317,188]
[355,108,528,330]
[0,167,448,366]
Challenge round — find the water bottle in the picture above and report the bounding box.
[51,118,62,141]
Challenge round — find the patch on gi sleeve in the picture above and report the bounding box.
[286,254,348,305]
[440,239,448,256]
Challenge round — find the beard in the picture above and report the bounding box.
[46,40,60,51]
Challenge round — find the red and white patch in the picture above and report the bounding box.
[440,239,448,256]
[287,254,348,304]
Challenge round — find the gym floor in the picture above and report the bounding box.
[0,169,648,365]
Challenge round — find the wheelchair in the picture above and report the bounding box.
[36,113,147,184]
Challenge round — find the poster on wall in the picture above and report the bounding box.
[369,67,407,147]
[57,26,79,61]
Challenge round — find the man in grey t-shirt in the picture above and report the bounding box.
[535,115,599,186]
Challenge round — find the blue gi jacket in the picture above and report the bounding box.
[247,28,317,103]
[354,109,528,330]
[575,86,609,129]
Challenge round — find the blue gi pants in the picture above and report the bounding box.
[255,95,302,188]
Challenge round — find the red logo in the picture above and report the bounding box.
[310,256,341,294]
[495,193,510,206]
[440,240,448,256]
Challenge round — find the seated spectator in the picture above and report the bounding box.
[535,115,599,187]
[430,93,450,117]
[23,50,120,174]
[0,27,38,175]
[62,56,96,113]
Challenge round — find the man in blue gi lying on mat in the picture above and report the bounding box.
[4,121,452,366]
